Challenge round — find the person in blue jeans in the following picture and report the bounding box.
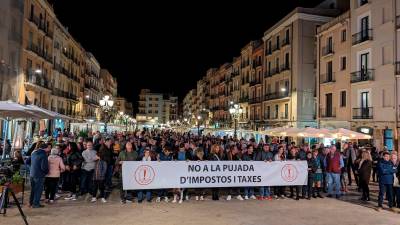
[242,146,256,200]
[26,143,50,208]
[324,146,343,199]
[137,149,153,203]
[377,152,397,211]
[255,144,273,200]
[156,146,173,202]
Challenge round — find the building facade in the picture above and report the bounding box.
[137,89,178,125]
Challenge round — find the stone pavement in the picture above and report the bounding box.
[1,183,399,225]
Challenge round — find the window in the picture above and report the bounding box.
[340,91,346,107]
[285,29,289,41]
[341,30,346,42]
[384,129,393,151]
[276,36,280,49]
[285,53,289,69]
[340,56,347,70]
[327,36,333,52]
[327,61,333,81]
[266,106,270,119]
[284,104,288,119]
[275,58,279,71]
[274,105,279,119]
[325,93,333,117]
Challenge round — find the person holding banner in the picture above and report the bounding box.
[287,147,301,200]
[156,146,173,203]
[137,149,153,203]
[255,144,273,200]
[193,147,206,201]
[116,141,138,204]
[242,145,257,200]
[273,145,286,199]
[225,145,244,201]
[209,144,223,201]
[172,143,193,204]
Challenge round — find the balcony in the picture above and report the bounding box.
[272,43,280,52]
[280,64,290,72]
[320,72,335,84]
[266,67,280,77]
[25,70,51,90]
[320,107,336,118]
[249,79,261,86]
[265,48,272,56]
[264,91,289,101]
[281,38,290,47]
[26,43,53,63]
[280,112,289,120]
[359,0,369,7]
[239,96,249,103]
[84,98,99,106]
[352,107,373,119]
[396,62,400,75]
[322,46,334,56]
[352,29,373,45]
[350,69,374,83]
[249,97,262,104]
[231,71,240,77]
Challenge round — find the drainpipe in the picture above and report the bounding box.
[393,0,399,152]
[316,32,321,129]
[290,23,294,128]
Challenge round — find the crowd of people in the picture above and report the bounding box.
[23,129,399,212]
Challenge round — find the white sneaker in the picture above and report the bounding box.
[64,194,76,201]
[250,195,257,200]
[156,197,161,203]
[195,196,199,201]
[91,197,97,203]
[185,195,189,201]
[244,196,249,200]
[226,195,232,201]
[126,200,132,203]
[200,196,204,201]
[178,199,183,204]
[49,200,54,203]
[164,197,169,203]
[172,197,177,203]
[237,195,244,201]
[101,198,107,203]
[55,194,60,199]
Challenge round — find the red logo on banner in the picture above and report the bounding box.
[134,165,155,185]
[281,164,298,182]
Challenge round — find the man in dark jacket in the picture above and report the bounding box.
[377,152,397,211]
[344,142,357,186]
[99,138,114,190]
[27,143,49,208]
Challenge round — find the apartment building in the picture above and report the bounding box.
[249,41,264,130]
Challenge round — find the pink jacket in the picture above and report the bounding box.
[47,155,65,178]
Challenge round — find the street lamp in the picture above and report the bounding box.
[229,103,243,139]
[99,95,114,133]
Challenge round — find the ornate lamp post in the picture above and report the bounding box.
[229,102,243,139]
[99,95,114,133]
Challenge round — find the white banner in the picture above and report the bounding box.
[122,161,308,190]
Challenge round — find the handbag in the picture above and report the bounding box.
[394,175,400,187]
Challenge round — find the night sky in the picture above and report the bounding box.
[49,0,324,113]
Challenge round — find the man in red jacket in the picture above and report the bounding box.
[324,146,344,199]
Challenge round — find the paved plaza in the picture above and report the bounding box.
[1,185,399,225]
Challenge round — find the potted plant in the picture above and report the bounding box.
[9,172,24,194]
